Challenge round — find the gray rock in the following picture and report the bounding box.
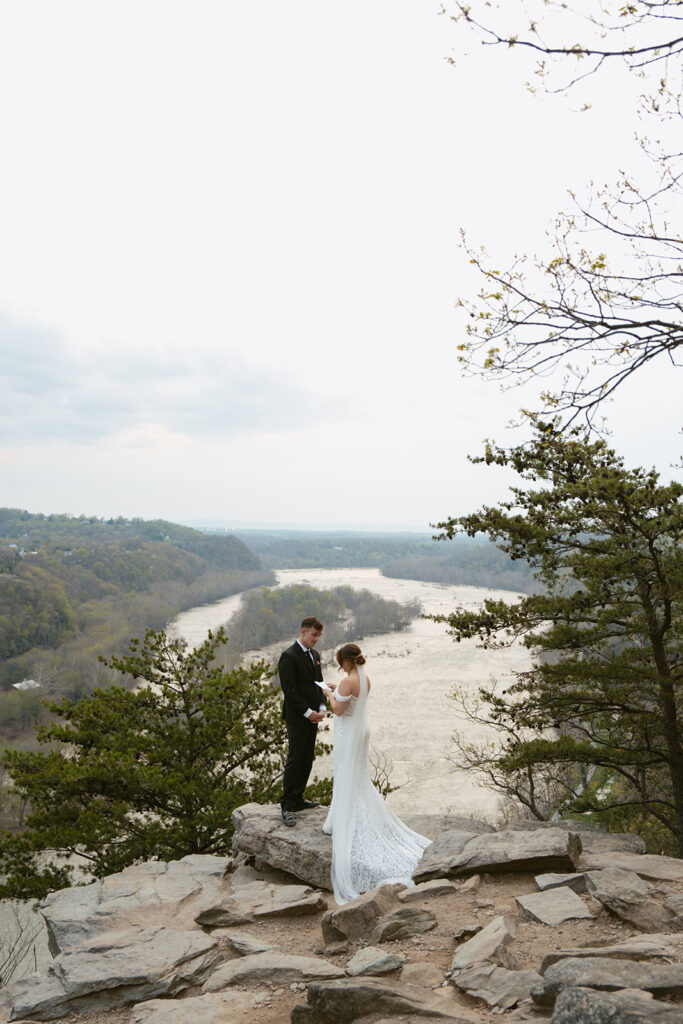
[550,986,683,1023]
[370,906,437,943]
[210,930,278,955]
[232,803,333,889]
[452,962,542,1010]
[398,878,459,902]
[41,854,232,956]
[459,873,481,893]
[450,915,517,972]
[411,830,488,883]
[321,884,404,944]
[404,814,495,838]
[506,820,646,854]
[400,961,443,988]
[533,957,683,1007]
[203,951,345,990]
[584,867,675,932]
[535,872,587,894]
[303,976,474,1022]
[664,894,683,930]
[541,933,683,973]
[346,946,405,976]
[579,851,683,882]
[196,879,326,925]
[415,827,582,882]
[0,926,221,1021]
[131,989,266,1024]
[230,803,478,891]
[453,922,482,941]
[515,886,593,925]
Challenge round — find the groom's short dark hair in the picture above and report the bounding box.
[301,616,323,631]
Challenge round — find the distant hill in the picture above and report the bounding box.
[230,528,538,593]
[0,510,270,704]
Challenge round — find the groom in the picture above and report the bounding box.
[279,616,326,827]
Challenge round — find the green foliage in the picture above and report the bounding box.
[0,565,74,658]
[0,628,290,898]
[383,541,538,594]
[223,583,420,656]
[0,508,272,711]
[435,418,683,851]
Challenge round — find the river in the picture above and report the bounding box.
[169,568,530,819]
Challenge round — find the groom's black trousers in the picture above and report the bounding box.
[281,716,318,810]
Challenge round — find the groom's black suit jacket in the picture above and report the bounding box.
[279,642,325,724]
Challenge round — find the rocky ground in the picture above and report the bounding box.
[3,803,683,1023]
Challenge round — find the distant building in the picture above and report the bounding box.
[12,679,41,691]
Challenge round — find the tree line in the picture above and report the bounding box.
[219,582,422,663]
[0,510,272,735]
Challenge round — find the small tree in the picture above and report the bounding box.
[434,419,683,851]
[0,628,290,898]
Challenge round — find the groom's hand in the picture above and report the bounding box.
[310,711,325,723]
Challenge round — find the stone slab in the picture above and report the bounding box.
[450,915,517,972]
[416,827,582,882]
[579,852,683,882]
[203,951,345,990]
[452,962,542,1010]
[533,956,683,1007]
[346,947,405,977]
[515,886,593,925]
[551,986,683,1023]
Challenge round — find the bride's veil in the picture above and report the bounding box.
[327,664,370,904]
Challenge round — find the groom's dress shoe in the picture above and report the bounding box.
[281,808,296,827]
[295,799,319,810]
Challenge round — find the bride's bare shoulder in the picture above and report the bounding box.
[337,672,360,697]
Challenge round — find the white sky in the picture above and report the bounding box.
[1,1,680,530]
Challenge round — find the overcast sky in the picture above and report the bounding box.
[1,1,680,530]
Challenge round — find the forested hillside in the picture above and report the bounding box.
[232,528,537,593]
[0,510,271,731]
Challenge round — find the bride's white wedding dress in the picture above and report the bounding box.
[322,665,431,905]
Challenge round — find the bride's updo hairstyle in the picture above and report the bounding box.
[336,643,366,669]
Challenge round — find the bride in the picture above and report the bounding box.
[321,643,431,905]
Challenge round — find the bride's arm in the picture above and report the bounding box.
[328,677,354,716]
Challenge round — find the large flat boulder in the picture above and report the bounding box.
[203,951,345,990]
[541,933,683,973]
[411,830,487,883]
[231,804,482,891]
[132,989,269,1024]
[301,976,472,1022]
[415,826,582,881]
[579,851,683,882]
[506,820,646,854]
[196,871,326,925]
[532,957,683,1007]
[0,925,222,1022]
[232,803,333,890]
[550,986,683,1023]
[41,855,232,955]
